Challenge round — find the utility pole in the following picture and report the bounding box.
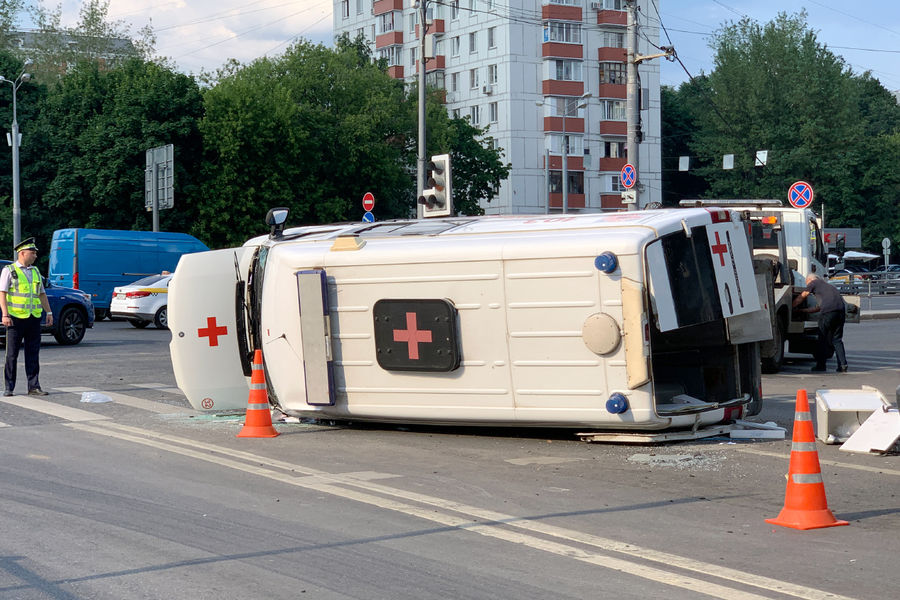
[625,0,673,210]
[416,0,427,219]
[625,0,640,209]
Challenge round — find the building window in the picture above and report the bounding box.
[489,101,498,123]
[355,27,365,42]
[451,36,460,57]
[409,13,416,34]
[550,171,585,195]
[488,26,496,49]
[378,11,396,34]
[341,0,349,19]
[469,32,477,54]
[488,64,498,85]
[552,60,583,82]
[450,72,459,92]
[377,46,402,67]
[549,134,584,156]
[451,0,460,20]
[356,0,365,15]
[410,47,417,68]
[600,99,626,120]
[426,70,445,89]
[549,0,583,6]
[453,108,461,119]
[601,0,625,9]
[470,105,480,124]
[543,21,582,44]
[609,175,624,192]
[470,68,479,88]
[599,62,626,85]
[549,96,583,118]
[598,30,625,48]
[603,140,626,158]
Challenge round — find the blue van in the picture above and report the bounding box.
[49,229,208,319]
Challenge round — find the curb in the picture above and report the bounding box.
[860,311,900,320]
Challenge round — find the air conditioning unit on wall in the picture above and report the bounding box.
[590,1,602,10]
[482,85,493,95]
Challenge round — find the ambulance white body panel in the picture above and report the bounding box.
[169,209,768,430]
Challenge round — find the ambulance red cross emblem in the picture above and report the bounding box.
[198,316,228,346]
[373,299,460,372]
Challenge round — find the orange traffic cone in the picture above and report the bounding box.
[766,389,847,530]
[237,350,280,439]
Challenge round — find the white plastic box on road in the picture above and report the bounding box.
[815,386,891,444]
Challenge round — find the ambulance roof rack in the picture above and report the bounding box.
[679,199,785,208]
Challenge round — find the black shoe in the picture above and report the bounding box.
[3,390,12,397]
[836,365,849,373]
[27,388,48,396]
[811,365,826,372]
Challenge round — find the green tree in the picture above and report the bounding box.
[29,58,205,245]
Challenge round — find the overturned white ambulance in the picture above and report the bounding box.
[169,208,770,430]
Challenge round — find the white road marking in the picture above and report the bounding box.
[53,387,195,415]
[0,395,109,422]
[505,456,587,465]
[67,421,858,600]
[129,383,184,395]
[0,421,9,428]
[733,447,900,476]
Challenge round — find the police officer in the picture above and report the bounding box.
[0,238,53,396]
[792,273,848,373]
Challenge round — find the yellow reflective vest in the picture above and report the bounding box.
[6,264,43,318]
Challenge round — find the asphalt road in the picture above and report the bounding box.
[0,316,897,600]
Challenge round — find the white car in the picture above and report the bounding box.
[109,274,172,329]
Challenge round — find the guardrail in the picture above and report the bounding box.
[831,274,900,296]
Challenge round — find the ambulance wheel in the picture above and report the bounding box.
[154,306,168,330]
[760,320,785,374]
[130,319,150,329]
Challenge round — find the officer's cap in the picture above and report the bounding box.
[14,237,37,253]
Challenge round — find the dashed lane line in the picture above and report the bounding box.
[65,420,858,600]
[53,387,196,415]
[0,395,109,422]
[733,447,900,476]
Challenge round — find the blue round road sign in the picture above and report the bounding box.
[788,181,814,208]
[362,211,375,223]
[621,164,636,189]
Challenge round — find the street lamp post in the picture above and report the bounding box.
[0,60,32,247]
[538,93,591,214]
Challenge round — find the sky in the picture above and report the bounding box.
[23,1,900,90]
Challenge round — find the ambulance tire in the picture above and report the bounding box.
[130,319,150,329]
[154,306,168,330]
[760,319,785,374]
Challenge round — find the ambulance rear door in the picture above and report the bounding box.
[169,247,256,411]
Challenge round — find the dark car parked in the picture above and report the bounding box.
[0,260,94,345]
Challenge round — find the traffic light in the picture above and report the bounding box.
[418,153,452,218]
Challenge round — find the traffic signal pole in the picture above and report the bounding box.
[416,0,427,219]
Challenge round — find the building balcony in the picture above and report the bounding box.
[376,31,403,48]
[415,20,445,37]
[542,4,583,21]
[373,0,403,16]
[415,55,446,72]
[546,155,584,171]
[598,47,626,61]
[598,120,627,135]
[598,83,625,98]
[387,65,404,79]
[597,10,627,26]
[542,42,583,59]
[542,80,584,96]
[549,193,586,210]
[598,157,626,172]
[544,116,584,134]
[600,194,627,210]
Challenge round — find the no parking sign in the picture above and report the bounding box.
[788,181,813,208]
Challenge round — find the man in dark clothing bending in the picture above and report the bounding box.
[792,274,848,372]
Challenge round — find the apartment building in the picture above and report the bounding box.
[334,0,662,213]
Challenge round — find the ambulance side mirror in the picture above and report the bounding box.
[266,207,289,238]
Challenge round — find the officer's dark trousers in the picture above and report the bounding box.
[5,315,41,392]
[814,309,846,369]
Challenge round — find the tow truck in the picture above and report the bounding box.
[680,200,859,372]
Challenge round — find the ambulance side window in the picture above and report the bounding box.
[808,218,826,264]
